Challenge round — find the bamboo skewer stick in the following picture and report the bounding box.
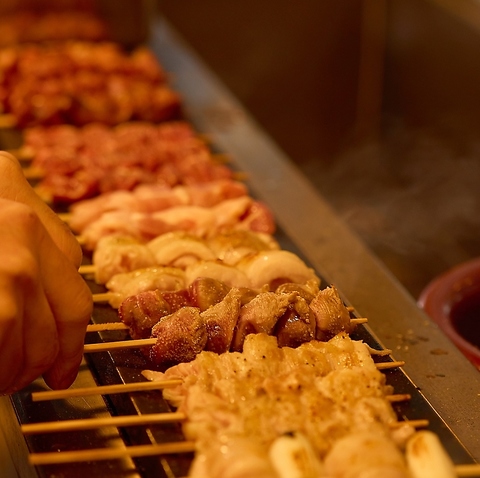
[21,412,186,435]
[391,419,429,429]
[7,146,34,161]
[79,263,96,275]
[22,166,44,180]
[86,322,129,332]
[31,379,183,402]
[376,360,405,370]
[92,291,112,303]
[350,317,368,325]
[386,393,411,403]
[76,235,87,246]
[455,464,480,477]
[21,414,426,436]
[0,114,17,128]
[28,441,196,465]
[83,337,157,352]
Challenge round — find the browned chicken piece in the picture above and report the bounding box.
[188,276,231,311]
[118,289,171,340]
[231,291,298,352]
[274,295,316,348]
[150,307,207,367]
[310,286,354,340]
[275,281,318,302]
[201,288,243,354]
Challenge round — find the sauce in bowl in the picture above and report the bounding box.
[418,257,480,370]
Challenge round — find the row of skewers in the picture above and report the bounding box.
[1,5,479,477]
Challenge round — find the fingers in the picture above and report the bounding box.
[0,200,92,393]
[0,151,83,267]
[41,249,93,390]
[0,267,59,394]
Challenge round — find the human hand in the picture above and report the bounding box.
[0,152,92,394]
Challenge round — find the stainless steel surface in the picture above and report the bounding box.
[150,17,480,462]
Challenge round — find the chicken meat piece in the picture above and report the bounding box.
[118,289,172,340]
[274,295,316,348]
[237,250,320,290]
[147,231,216,268]
[231,291,298,352]
[188,276,232,312]
[150,307,207,367]
[207,229,280,266]
[201,288,243,354]
[310,286,354,340]
[185,260,251,289]
[105,266,185,308]
[323,430,410,478]
[92,235,156,284]
[145,333,401,478]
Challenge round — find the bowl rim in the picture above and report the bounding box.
[418,257,480,368]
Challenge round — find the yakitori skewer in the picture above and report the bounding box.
[28,441,196,466]
[81,336,404,369]
[22,152,236,183]
[26,436,480,476]
[85,318,367,333]
[22,414,428,436]
[89,290,370,328]
[21,412,186,435]
[31,379,183,402]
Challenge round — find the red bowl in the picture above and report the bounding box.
[418,257,480,370]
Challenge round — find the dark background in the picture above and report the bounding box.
[158,0,480,299]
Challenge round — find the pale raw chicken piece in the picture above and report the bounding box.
[69,190,138,232]
[187,179,248,207]
[147,231,216,268]
[68,179,247,233]
[150,206,216,237]
[105,266,185,308]
[212,196,253,229]
[185,260,251,289]
[236,200,276,234]
[207,229,280,266]
[92,235,156,284]
[80,210,178,249]
[323,429,410,478]
[125,183,190,212]
[237,250,320,290]
[231,291,298,352]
